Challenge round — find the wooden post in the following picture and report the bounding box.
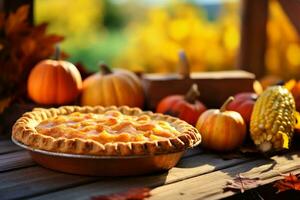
[237,0,269,79]
[0,0,33,24]
[0,1,4,12]
[278,0,300,35]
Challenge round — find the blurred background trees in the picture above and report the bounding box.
[35,0,300,79]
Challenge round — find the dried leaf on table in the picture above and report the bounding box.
[91,187,151,200]
[225,174,260,193]
[273,173,300,193]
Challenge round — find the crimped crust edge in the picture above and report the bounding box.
[12,106,201,156]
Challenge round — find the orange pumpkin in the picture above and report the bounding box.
[81,64,144,108]
[156,84,207,126]
[27,59,82,105]
[195,97,246,151]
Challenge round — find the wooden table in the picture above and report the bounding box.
[1,139,300,200]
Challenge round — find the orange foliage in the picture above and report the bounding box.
[0,5,63,100]
[273,173,300,193]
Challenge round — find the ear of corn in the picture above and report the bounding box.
[250,86,296,153]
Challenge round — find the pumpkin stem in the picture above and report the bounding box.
[54,44,61,60]
[184,84,200,103]
[178,50,190,79]
[220,96,234,112]
[100,64,112,75]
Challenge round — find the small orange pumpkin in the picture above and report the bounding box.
[81,64,144,108]
[27,54,82,105]
[195,97,246,151]
[156,84,207,126]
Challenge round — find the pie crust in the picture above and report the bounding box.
[12,106,201,156]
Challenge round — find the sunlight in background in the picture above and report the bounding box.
[35,0,240,72]
[266,0,300,79]
[35,0,300,79]
[115,2,240,72]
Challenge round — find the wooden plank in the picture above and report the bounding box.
[0,140,22,154]
[150,152,300,200]
[142,70,255,109]
[0,1,3,12]
[237,0,268,78]
[30,154,250,200]
[0,166,98,200]
[0,151,34,172]
[183,147,202,158]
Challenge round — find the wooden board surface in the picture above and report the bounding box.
[150,152,300,200]
[0,150,248,200]
[30,153,249,200]
[0,140,22,154]
[1,139,300,200]
[0,150,34,172]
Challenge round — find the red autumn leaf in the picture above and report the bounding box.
[91,188,151,200]
[5,5,29,36]
[0,4,64,101]
[31,23,48,36]
[225,174,260,193]
[21,37,36,57]
[273,173,300,193]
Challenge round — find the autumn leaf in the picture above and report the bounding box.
[253,80,263,95]
[21,37,36,57]
[284,79,296,91]
[31,23,48,36]
[0,96,12,113]
[5,5,29,36]
[225,174,261,193]
[90,188,151,200]
[273,173,300,193]
[0,4,64,102]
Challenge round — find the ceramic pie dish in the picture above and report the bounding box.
[12,106,201,176]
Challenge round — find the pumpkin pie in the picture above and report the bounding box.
[12,106,201,156]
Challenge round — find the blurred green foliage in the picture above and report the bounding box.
[68,31,128,71]
[35,0,129,71]
[35,0,242,73]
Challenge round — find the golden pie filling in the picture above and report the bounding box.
[35,110,181,144]
[13,106,201,156]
